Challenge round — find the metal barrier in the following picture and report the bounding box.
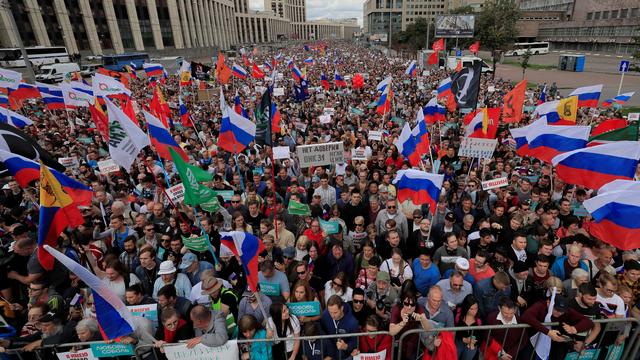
[396,317,640,360]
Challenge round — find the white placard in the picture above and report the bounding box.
[57,349,97,360]
[255,86,266,94]
[319,114,332,124]
[97,159,119,174]
[167,183,185,203]
[628,113,639,121]
[351,148,369,161]
[164,342,239,360]
[458,138,498,159]
[273,87,285,96]
[481,177,510,191]
[487,85,496,93]
[323,107,336,115]
[369,130,383,141]
[296,142,344,168]
[353,350,387,360]
[316,93,325,100]
[58,156,79,170]
[294,121,307,132]
[273,146,290,159]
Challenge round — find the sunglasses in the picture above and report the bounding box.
[387,206,396,209]
[231,200,240,203]
[355,223,364,226]
[297,271,306,275]
[403,301,416,307]
[332,281,343,287]
[352,299,365,304]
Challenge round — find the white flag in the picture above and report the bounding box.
[0,67,22,89]
[60,82,94,107]
[105,98,150,171]
[92,73,131,97]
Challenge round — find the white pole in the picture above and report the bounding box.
[618,66,626,96]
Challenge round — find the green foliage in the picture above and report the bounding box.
[476,0,520,74]
[449,5,475,14]
[391,18,435,51]
[521,50,532,79]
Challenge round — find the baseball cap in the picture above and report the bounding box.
[445,212,456,222]
[283,246,296,258]
[553,296,568,313]
[376,271,390,282]
[178,253,197,270]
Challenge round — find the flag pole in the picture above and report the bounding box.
[233,143,246,192]
[192,206,220,267]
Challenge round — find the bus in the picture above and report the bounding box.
[102,53,149,71]
[0,46,70,68]
[505,42,550,56]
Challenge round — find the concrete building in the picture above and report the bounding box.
[516,10,564,42]
[0,0,359,56]
[363,0,450,39]
[519,0,574,18]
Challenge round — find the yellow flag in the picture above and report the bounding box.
[39,162,73,208]
[557,96,578,123]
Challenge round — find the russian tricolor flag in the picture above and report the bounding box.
[334,70,347,88]
[36,82,65,110]
[291,65,303,82]
[583,189,640,250]
[600,179,640,194]
[376,83,392,115]
[405,60,417,77]
[437,77,452,98]
[377,76,392,93]
[320,72,330,90]
[0,107,32,128]
[526,120,590,163]
[395,123,420,166]
[423,97,446,124]
[552,141,640,190]
[232,64,248,79]
[286,58,294,69]
[569,84,602,108]
[220,231,265,291]
[304,57,314,65]
[602,92,635,107]
[218,88,256,153]
[509,120,542,157]
[412,108,430,156]
[264,61,273,71]
[178,96,193,127]
[143,63,164,78]
[144,110,188,161]
[393,169,444,214]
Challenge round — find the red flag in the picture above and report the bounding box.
[502,79,527,123]
[251,63,265,79]
[352,73,364,89]
[9,83,40,109]
[89,97,109,141]
[455,59,462,72]
[428,52,439,65]
[242,54,251,68]
[122,98,137,124]
[432,38,444,51]
[97,68,130,89]
[469,41,480,54]
[150,86,171,127]
[591,118,628,137]
[216,52,233,85]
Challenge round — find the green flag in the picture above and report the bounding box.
[201,196,221,213]
[318,218,340,235]
[170,148,216,206]
[288,199,311,216]
[349,107,364,116]
[182,235,209,252]
[588,123,639,145]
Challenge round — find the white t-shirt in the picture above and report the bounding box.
[267,314,301,352]
[596,293,626,317]
[324,281,353,305]
[380,259,414,281]
[103,274,140,301]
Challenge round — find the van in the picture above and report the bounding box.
[35,62,80,83]
[80,64,101,77]
[446,56,493,73]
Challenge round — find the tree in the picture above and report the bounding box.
[391,18,435,51]
[449,5,475,14]
[476,0,520,77]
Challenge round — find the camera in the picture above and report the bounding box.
[375,294,387,311]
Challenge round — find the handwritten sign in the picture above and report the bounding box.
[369,130,382,141]
[288,301,321,316]
[273,146,290,160]
[57,349,97,360]
[97,159,119,174]
[481,177,509,191]
[319,114,332,124]
[58,156,79,170]
[273,87,285,96]
[458,138,497,159]
[128,303,158,330]
[351,148,368,161]
[164,341,239,360]
[90,343,134,358]
[296,142,344,168]
[167,183,185,203]
[353,350,387,360]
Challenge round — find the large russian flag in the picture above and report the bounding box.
[36,82,65,110]
[0,149,92,206]
[423,97,446,124]
[218,88,256,153]
[412,108,430,156]
[583,190,640,250]
[551,141,640,189]
[599,179,640,194]
[602,92,635,107]
[376,84,392,115]
[393,169,444,214]
[291,65,303,82]
[525,121,590,163]
[405,60,417,77]
[219,231,264,291]
[44,245,135,339]
[395,123,420,166]
[509,121,538,157]
[437,77,452,98]
[232,64,248,79]
[334,70,347,88]
[143,110,188,161]
[320,72,329,90]
[0,107,33,128]
[377,76,392,92]
[569,84,602,108]
[143,63,164,78]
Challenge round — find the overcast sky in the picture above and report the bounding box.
[248,0,364,26]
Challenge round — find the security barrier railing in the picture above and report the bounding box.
[1,318,638,360]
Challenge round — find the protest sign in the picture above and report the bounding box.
[288,301,321,316]
[167,183,185,203]
[273,87,285,96]
[481,177,509,191]
[368,130,382,141]
[628,113,639,121]
[183,235,209,252]
[351,148,368,161]
[259,282,281,296]
[90,343,134,358]
[319,114,332,124]
[458,138,497,159]
[273,146,290,159]
[353,350,387,360]
[296,142,344,168]
[97,159,119,174]
[128,303,158,330]
[57,349,97,360]
[164,341,239,360]
[58,157,79,170]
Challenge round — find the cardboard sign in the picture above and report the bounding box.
[458,138,497,159]
[259,282,281,296]
[167,183,185,203]
[351,148,368,161]
[57,349,97,360]
[273,146,290,160]
[481,177,509,191]
[323,107,335,115]
[628,113,639,121]
[369,130,382,141]
[90,343,134,358]
[164,342,239,360]
[97,159,119,174]
[128,303,158,330]
[296,142,344,168]
[319,114,332,124]
[58,156,79,170]
[353,350,387,360]
[288,301,321,316]
[294,121,307,132]
[273,87,285,96]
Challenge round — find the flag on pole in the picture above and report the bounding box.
[105,98,150,171]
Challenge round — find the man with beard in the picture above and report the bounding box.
[569,283,602,352]
[118,235,140,271]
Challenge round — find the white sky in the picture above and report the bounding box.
[248,0,364,26]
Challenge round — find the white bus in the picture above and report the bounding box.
[0,46,70,68]
[505,42,550,56]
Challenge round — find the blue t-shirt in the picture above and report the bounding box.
[412,258,441,296]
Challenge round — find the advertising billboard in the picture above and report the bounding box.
[435,15,475,38]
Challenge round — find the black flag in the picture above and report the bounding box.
[0,123,65,176]
[255,89,272,146]
[451,61,481,109]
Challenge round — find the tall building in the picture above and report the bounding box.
[0,0,359,55]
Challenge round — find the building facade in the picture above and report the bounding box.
[0,0,359,55]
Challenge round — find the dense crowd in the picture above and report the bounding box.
[0,40,635,360]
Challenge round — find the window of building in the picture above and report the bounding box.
[621,9,628,18]
[594,12,601,20]
[602,11,609,19]
[611,10,618,18]
[631,8,639,18]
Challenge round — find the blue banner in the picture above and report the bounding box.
[259,282,281,296]
[288,301,321,317]
[90,343,134,358]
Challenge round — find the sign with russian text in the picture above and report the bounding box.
[90,343,134,358]
[351,148,368,161]
[458,138,497,159]
[57,349,97,360]
[97,159,119,174]
[58,156,79,170]
[628,113,639,121]
[164,341,239,360]
[288,301,321,316]
[258,282,281,296]
[273,146,290,160]
[296,142,344,168]
[167,183,185,203]
[353,350,387,360]
[128,303,158,330]
[481,177,509,191]
[273,87,285,96]
[368,130,382,141]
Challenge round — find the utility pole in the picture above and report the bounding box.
[0,0,35,83]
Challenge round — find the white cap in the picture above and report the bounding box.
[157,260,177,275]
[455,257,470,271]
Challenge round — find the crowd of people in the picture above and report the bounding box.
[0,40,636,360]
